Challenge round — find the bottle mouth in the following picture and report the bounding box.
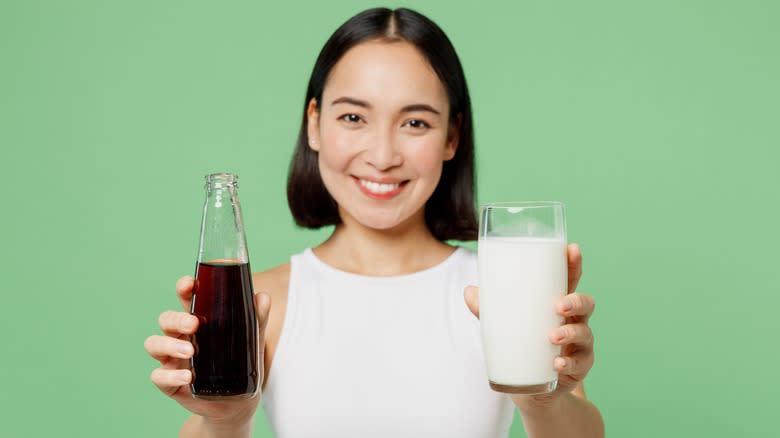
[205,173,238,188]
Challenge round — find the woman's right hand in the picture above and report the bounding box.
[144,276,271,430]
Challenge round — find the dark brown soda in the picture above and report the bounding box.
[190,261,259,399]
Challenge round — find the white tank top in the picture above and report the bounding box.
[261,247,515,437]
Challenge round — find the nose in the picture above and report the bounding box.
[364,130,402,171]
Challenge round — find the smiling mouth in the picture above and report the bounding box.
[354,177,408,199]
[358,178,401,193]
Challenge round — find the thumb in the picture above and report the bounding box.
[253,292,271,388]
[463,285,480,319]
[254,292,271,333]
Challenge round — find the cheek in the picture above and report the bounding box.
[316,150,347,201]
[407,137,449,176]
[317,130,356,171]
[318,147,347,172]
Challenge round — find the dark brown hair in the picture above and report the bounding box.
[286,7,477,241]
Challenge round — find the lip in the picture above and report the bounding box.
[352,176,408,200]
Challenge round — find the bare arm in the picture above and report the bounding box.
[180,413,254,438]
[513,384,604,438]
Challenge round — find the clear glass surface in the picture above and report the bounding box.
[478,201,567,394]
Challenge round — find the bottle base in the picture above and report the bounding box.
[489,379,557,395]
[192,391,259,401]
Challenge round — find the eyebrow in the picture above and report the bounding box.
[401,104,441,116]
[331,96,441,116]
[332,96,371,109]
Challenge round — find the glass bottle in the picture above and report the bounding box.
[190,173,259,400]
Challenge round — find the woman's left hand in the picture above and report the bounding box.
[464,243,596,403]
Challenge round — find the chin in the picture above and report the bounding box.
[357,214,404,231]
[347,209,417,232]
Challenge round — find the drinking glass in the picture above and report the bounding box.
[478,201,567,394]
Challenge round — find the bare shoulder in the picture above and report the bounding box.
[253,262,290,299]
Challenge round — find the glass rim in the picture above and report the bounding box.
[480,201,563,210]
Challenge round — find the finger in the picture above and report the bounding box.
[144,335,194,362]
[158,310,199,337]
[150,368,191,397]
[550,323,594,348]
[463,286,479,319]
[554,350,594,378]
[567,243,582,293]
[176,276,195,311]
[556,293,596,321]
[254,292,271,333]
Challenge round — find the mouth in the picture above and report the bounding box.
[354,177,408,199]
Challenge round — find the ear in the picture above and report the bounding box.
[444,113,462,161]
[306,98,321,152]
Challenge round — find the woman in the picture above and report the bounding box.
[144,7,604,437]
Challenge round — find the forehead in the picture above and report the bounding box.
[322,40,449,110]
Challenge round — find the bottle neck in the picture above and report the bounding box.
[197,173,249,264]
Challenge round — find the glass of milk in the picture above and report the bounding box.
[478,201,567,394]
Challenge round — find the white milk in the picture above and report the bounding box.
[478,237,567,388]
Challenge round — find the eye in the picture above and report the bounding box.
[405,119,430,129]
[340,114,363,123]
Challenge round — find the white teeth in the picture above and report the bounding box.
[359,178,400,194]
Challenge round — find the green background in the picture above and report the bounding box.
[2,0,777,436]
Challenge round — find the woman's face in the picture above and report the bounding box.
[308,40,458,232]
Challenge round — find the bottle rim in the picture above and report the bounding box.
[204,173,238,190]
[205,172,238,182]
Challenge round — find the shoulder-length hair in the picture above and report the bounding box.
[286,7,477,241]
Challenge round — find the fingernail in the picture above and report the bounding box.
[562,300,573,312]
[177,370,190,383]
[259,293,270,309]
[554,328,567,341]
[554,357,566,370]
[181,316,196,331]
[177,343,193,356]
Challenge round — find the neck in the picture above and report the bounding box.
[313,212,455,276]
